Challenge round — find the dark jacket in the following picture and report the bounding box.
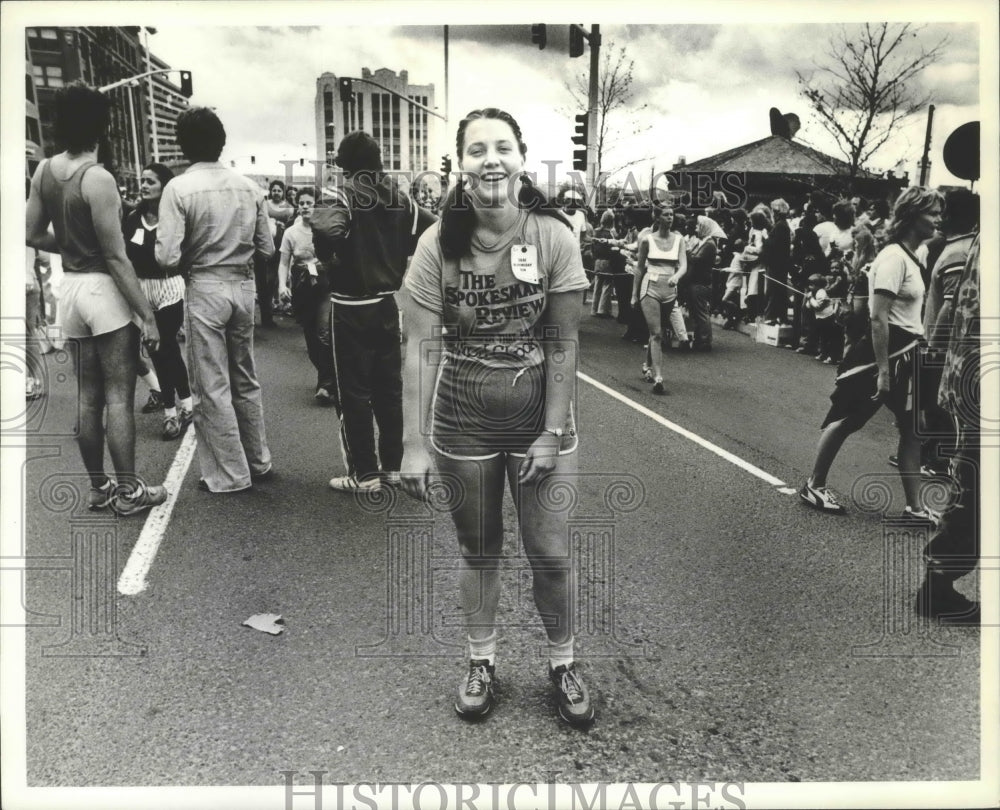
[311,174,436,299]
[761,218,792,278]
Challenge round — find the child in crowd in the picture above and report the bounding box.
[804,273,838,364]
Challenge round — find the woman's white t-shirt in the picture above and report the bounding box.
[868,243,925,335]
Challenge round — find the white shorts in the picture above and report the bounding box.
[58,272,139,339]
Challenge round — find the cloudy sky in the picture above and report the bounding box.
[9,2,991,190]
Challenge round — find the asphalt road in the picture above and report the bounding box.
[17,305,982,792]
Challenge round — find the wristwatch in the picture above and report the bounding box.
[543,427,564,438]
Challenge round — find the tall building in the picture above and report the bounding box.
[145,49,190,167]
[315,67,435,173]
[26,26,189,190]
[25,40,44,176]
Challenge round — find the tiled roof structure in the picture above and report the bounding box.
[675,135,877,178]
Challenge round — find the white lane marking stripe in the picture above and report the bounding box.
[118,426,197,595]
[577,371,788,488]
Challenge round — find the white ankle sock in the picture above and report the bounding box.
[179,397,193,411]
[163,407,177,418]
[468,631,497,666]
[548,636,575,670]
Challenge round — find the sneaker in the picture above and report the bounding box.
[920,464,947,479]
[823,357,836,365]
[915,577,980,626]
[455,659,496,718]
[251,464,274,482]
[87,477,116,511]
[641,363,653,382]
[383,471,401,487]
[549,663,595,727]
[314,387,333,405]
[328,475,382,493]
[111,482,168,516]
[141,390,163,413]
[178,407,194,429]
[652,379,665,395]
[162,414,182,440]
[799,478,846,514]
[887,454,899,468]
[26,377,45,400]
[901,505,941,527]
[814,354,825,361]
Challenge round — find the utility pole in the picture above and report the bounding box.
[918,104,935,186]
[586,24,600,192]
[143,27,160,162]
[124,84,143,188]
[444,25,449,126]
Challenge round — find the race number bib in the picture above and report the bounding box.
[510,244,540,284]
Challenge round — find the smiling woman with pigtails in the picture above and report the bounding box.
[399,108,594,727]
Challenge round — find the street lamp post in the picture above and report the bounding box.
[124,83,143,189]
[143,27,160,163]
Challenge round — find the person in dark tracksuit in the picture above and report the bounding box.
[311,132,436,492]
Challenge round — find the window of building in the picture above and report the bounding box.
[33,64,64,88]
[28,28,62,52]
[26,117,42,145]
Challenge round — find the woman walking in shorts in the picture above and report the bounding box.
[631,205,688,394]
[400,108,594,727]
[123,162,194,440]
[800,186,943,519]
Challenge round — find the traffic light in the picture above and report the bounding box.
[179,70,192,98]
[338,77,353,103]
[572,113,588,170]
[572,112,588,171]
[531,24,547,50]
[299,158,305,167]
[440,155,452,176]
[250,156,255,165]
[569,25,585,58]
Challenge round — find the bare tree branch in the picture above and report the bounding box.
[795,22,949,182]
[564,42,650,180]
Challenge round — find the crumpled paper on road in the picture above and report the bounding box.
[242,613,285,635]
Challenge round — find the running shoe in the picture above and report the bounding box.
[652,379,665,395]
[455,659,497,718]
[162,414,182,440]
[111,482,168,517]
[901,505,941,527]
[328,475,382,493]
[549,663,595,727]
[887,454,899,468]
[87,477,116,511]
[314,387,333,405]
[141,390,163,413]
[26,377,45,400]
[799,479,847,514]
